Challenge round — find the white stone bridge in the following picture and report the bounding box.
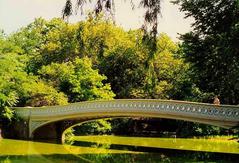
[12,99,239,140]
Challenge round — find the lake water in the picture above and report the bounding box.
[0,136,238,162]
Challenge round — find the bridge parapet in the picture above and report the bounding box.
[14,108,31,120]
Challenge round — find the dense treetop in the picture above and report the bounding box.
[0,16,189,120]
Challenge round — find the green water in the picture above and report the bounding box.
[0,136,238,163]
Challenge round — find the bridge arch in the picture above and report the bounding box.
[13,99,239,140]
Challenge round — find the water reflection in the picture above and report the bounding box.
[0,136,238,163]
[69,135,239,154]
[66,136,239,162]
[0,138,139,162]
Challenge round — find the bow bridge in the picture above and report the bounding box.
[11,99,239,140]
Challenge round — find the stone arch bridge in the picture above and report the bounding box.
[11,99,239,140]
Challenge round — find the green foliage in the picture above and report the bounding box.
[76,17,142,98]
[174,0,239,104]
[110,118,137,135]
[0,54,68,108]
[0,92,17,120]
[74,17,188,99]
[147,33,188,99]
[0,52,26,119]
[63,127,75,145]
[39,57,115,102]
[9,18,79,72]
[177,121,221,137]
[23,81,68,107]
[0,38,68,119]
[1,17,118,120]
[9,16,189,100]
[73,119,112,135]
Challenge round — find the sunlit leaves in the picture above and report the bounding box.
[39,57,115,102]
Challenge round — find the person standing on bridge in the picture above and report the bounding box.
[213,96,220,105]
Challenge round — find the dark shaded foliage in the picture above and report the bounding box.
[174,0,239,104]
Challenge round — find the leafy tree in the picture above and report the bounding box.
[75,14,125,63]
[39,57,115,102]
[9,18,80,73]
[73,119,112,135]
[0,37,68,120]
[62,1,163,86]
[174,0,239,104]
[74,17,188,99]
[0,53,68,108]
[177,121,220,137]
[22,81,68,107]
[145,33,188,99]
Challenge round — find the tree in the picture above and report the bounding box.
[149,33,188,99]
[39,57,115,102]
[75,17,147,98]
[62,1,162,74]
[9,18,80,73]
[76,16,188,99]
[73,119,112,135]
[174,0,239,104]
[0,37,68,120]
[0,53,68,107]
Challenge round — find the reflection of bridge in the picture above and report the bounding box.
[12,99,239,140]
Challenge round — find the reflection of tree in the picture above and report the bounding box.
[69,135,239,154]
[1,157,11,163]
[1,152,237,163]
[79,153,171,163]
[91,142,111,150]
[1,137,237,162]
